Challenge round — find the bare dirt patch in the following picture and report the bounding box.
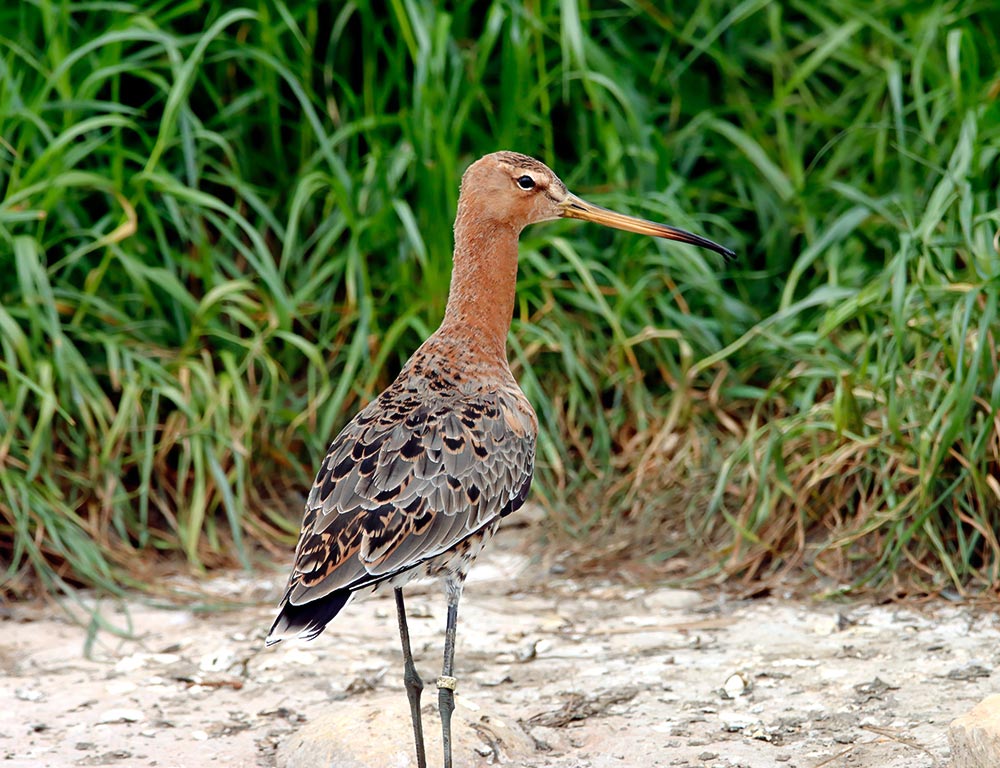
[1,523,996,767]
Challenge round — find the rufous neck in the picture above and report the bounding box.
[439,209,520,361]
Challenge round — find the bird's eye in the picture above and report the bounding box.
[516,175,536,190]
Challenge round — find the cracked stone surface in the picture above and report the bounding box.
[1,520,997,767]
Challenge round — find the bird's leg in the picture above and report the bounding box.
[438,576,463,768]
[395,588,427,768]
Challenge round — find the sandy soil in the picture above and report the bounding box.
[1,520,996,768]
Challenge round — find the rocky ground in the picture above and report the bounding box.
[1,518,998,768]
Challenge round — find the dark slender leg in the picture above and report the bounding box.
[395,588,426,768]
[438,579,462,768]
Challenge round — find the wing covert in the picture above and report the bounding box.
[280,387,536,607]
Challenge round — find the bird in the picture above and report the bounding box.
[266,151,734,768]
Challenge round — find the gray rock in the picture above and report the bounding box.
[276,693,534,767]
[644,589,704,611]
[15,686,45,702]
[950,694,1000,768]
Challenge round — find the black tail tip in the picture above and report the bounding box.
[265,589,352,646]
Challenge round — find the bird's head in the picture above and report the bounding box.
[457,151,735,260]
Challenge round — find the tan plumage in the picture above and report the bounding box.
[267,151,733,768]
[267,339,536,641]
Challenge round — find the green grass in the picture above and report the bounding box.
[1,0,998,598]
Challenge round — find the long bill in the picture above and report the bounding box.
[559,194,735,260]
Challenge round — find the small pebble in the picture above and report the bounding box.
[723,672,750,699]
[98,708,143,724]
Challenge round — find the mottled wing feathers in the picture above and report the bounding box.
[275,384,536,616]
